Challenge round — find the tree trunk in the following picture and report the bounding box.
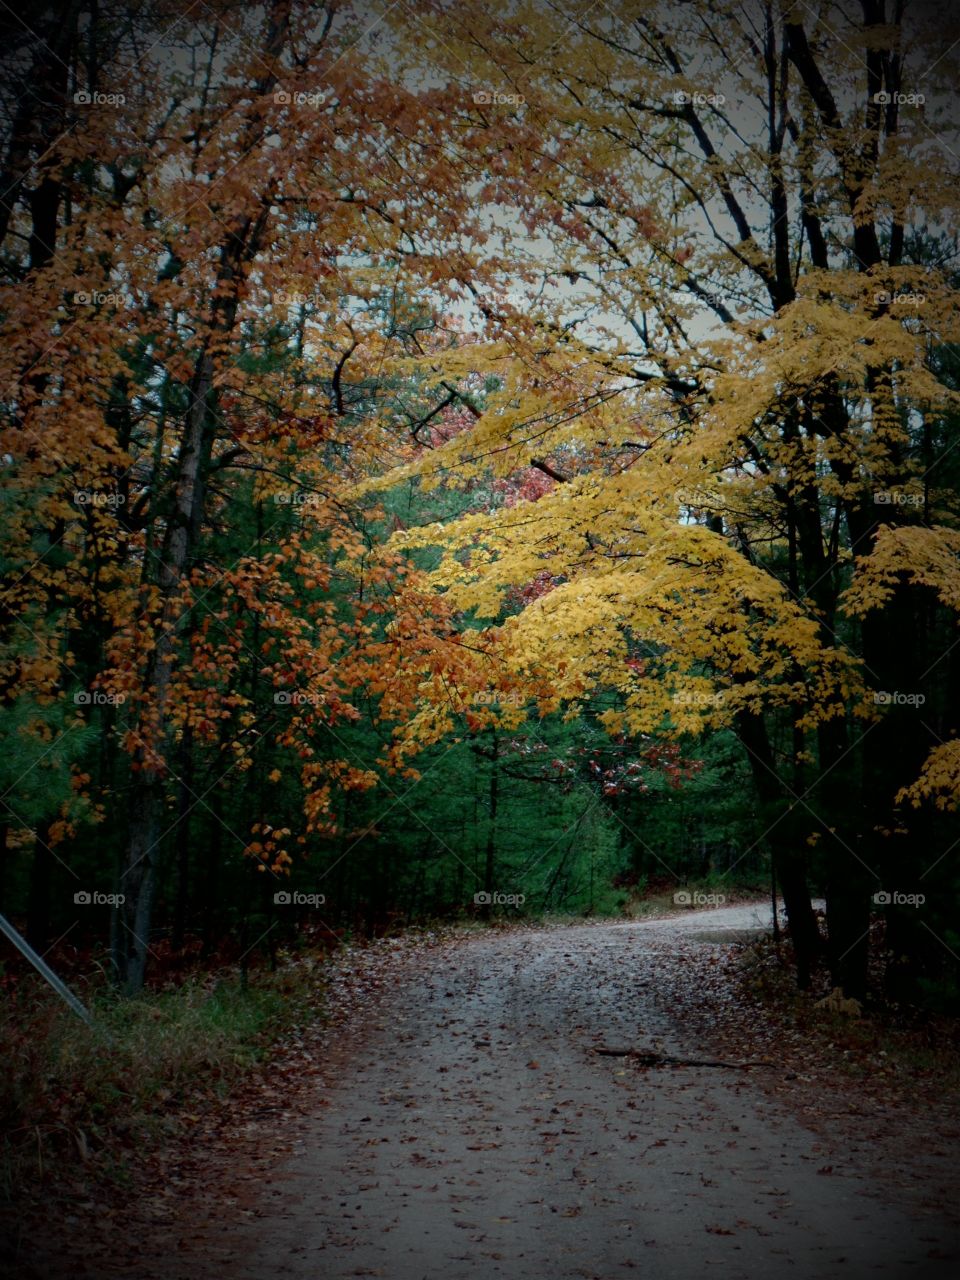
[26,823,54,950]
[482,728,498,917]
[171,725,194,952]
[736,708,820,987]
[117,0,290,993]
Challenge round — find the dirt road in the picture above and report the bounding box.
[184,908,956,1280]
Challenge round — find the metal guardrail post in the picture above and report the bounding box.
[0,912,96,1027]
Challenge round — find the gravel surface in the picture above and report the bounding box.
[179,908,958,1280]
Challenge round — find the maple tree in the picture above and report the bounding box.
[7,7,960,1278]
[0,0,490,989]
[362,0,960,996]
[1,0,958,1007]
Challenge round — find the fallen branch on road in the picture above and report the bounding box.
[594,1047,775,1069]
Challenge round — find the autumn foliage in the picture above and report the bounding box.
[1,0,959,1002]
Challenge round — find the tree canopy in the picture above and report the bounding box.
[1,0,959,1002]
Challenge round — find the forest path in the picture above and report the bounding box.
[187,907,956,1280]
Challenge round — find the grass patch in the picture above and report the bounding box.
[619,873,770,919]
[734,933,960,1090]
[0,961,321,1200]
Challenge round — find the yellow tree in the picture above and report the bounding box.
[366,0,960,994]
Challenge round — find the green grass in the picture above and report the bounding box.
[616,873,769,919]
[0,962,320,1199]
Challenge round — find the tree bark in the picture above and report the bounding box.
[735,708,821,988]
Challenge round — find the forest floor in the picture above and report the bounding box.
[7,904,960,1279]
